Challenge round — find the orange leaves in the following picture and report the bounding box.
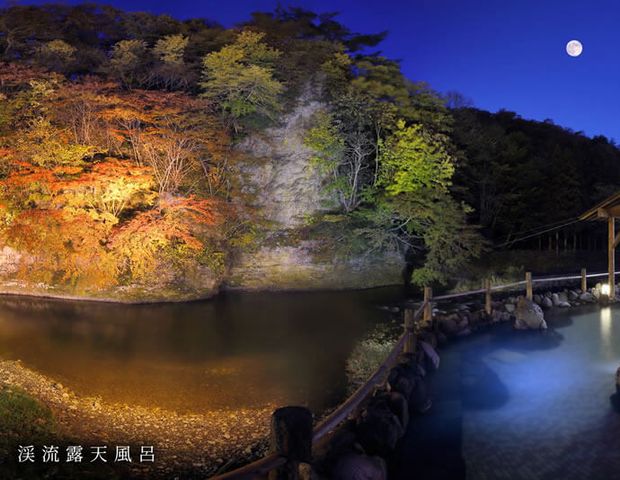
[1,158,156,218]
[159,194,222,226]
[4,208,116,288]
[0,69,234,291]
[109,195,226,282]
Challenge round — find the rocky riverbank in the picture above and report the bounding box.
[433,282,606,339]
[0,360,272,479]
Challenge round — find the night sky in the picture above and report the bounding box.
[9,0,620,140]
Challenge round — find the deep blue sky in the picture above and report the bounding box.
[8,0,620,140]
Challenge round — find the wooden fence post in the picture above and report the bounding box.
[269,407,313,480]
[525,272,533,301]
[423,287,433,326]
[484,279,492,315]
[581,268,587,293]
[403,308,416,354]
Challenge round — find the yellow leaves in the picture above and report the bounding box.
[4,209,116,289]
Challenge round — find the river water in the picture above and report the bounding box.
[393,304,620,480]
[0,288,403,414]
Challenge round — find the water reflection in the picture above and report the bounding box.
[601,306,613,359]
[394,305,620,480]
[0,288,403,414]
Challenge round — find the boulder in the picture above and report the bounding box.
[558,301,571,308]
[533,294,542,305]
[514,297,547,330]
[579,292,595,303]
[356,401,404,455]
[419,341,440,370]
[419,331,437,349]
[386,392,409,431]
[388,363,418,399]
[439,316,459,335]
[332,453,387,480]
[568,290,579,301]
[504,303,516,314]
[469,310,483,325]
[541,297,553,309]
[551,293,561,306]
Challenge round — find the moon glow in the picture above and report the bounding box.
[566,40,583,57]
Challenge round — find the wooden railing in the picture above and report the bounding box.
[210,267,614,479]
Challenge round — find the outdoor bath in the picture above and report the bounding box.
[393,304,620,480]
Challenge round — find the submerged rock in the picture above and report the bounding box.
[514,297,547,330]
[332,453,387,480]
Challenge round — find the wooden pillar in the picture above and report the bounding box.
[403,308,416,354]
[609,216,616,299]
[573,232,577,251]
[563,233,567,251]
[423,287,433,326]
[484,279,492,315]
[270,407,313,480]
[525,272,533,301]
[581,268,587,293]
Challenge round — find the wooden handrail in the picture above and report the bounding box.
[211,303,426,480]
[211,267,614,479]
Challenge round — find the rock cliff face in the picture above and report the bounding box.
[228,93,405,291]
[0,93,405,302]
[236,96,330,228]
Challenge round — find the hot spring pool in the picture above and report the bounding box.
[393,304,620,480]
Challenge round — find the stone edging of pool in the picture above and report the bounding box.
[307,281,610,479]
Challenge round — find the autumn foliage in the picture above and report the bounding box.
[0,67,231,293]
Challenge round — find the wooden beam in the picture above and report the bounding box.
[581,268,587,292]
[613,231,620,249]
[525,272,533,301]
[423,287,433,325]
[609,217,616,299]
[598,205,620,219]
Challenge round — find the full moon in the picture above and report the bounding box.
[566,40,583,57]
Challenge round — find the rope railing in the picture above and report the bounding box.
[210,267,613,479]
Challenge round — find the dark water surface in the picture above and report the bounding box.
[393,305,620,480]
[0,288,403,414]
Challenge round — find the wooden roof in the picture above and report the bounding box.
[580,191,620,221]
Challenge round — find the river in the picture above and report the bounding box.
[0,288,404,415]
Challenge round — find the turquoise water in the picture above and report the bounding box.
[393,305,620,480]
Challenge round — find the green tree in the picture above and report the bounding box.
[379,120,454,196]
[153,34,188,64]
[375,120,481,285]
[108,39,149,88]
[199,30,283,130]
[35,39,76,72]
[151,34,192,89]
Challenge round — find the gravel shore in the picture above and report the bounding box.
[0,359,272,478]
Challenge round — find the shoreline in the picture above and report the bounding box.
[0,359,272,478]
[0,281,406,305]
